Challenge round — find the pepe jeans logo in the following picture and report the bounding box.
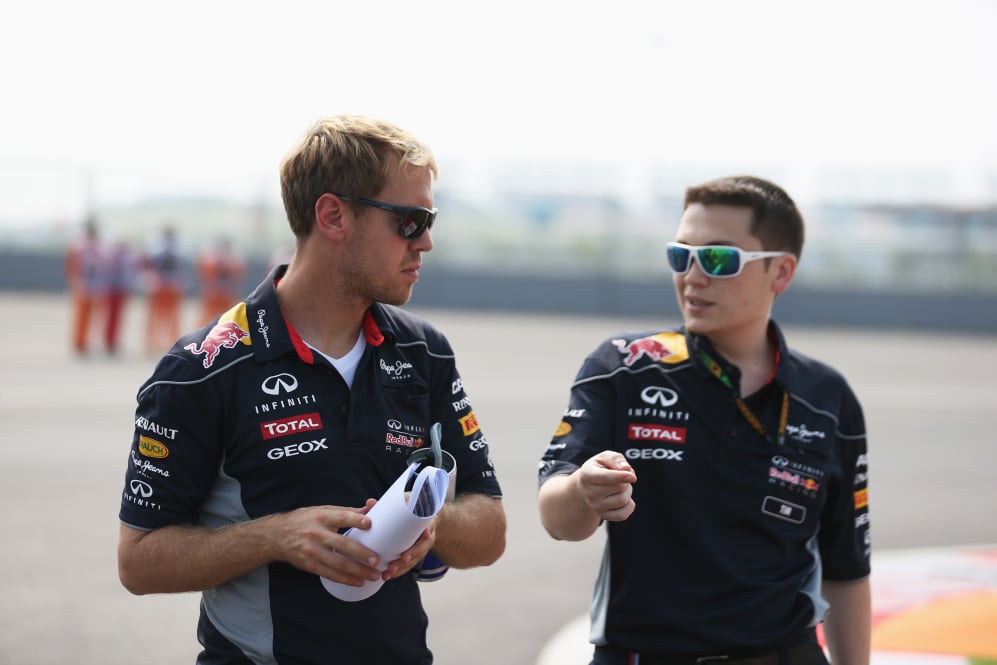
[256,309,271,348]
[785,423,827,443]
[379,359,413,379]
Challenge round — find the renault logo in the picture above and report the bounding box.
[262,373,299,396]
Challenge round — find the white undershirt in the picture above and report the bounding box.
[309,332,366,388]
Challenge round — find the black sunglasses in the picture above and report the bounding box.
[334,194,437,239]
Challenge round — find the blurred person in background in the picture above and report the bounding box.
[538,175,871,665]
[102,236,139,355]
[143,224,186,354]
[196,234,247,326]
[64,215,104,355]
[117,114,506,664]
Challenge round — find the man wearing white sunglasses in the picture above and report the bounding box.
[539,176,871,665]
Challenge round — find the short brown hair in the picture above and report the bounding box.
[684,175,804,259]
[279,115,439,237]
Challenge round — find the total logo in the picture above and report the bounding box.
[627,423,686,443]
[260,412,323,440]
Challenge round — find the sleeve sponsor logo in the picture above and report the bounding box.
[260,412,323,440]
[184,317,251,368]
[627,423,686,443]
[131,450,170,478]
[138,436,169,458]
[123,479,161,510]
[854,488,869,510]
[553,421,572,437]
[459,411,480,436]
[612,333,688,367]
[135,416,179,440]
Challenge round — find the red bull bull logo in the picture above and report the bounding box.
[613,333,688,367]
[185,321,250,368]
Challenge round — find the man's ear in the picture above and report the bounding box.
[772,254,798,295]
[314,193,349,240]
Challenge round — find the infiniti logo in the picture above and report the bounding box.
[640,386,679,407]
[772,456,790,468]
[262,373,299,396]
[387,419,403,430]
[129,479,153,497]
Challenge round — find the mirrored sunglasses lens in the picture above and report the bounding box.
[698,247,740,276]
[666,245,691,273]
[400,209,433,239]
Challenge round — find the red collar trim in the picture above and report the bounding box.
[284,310,383,363]
[285,319,315,364]
[363,309,385,346]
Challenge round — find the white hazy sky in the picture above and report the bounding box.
[1,0,996,220]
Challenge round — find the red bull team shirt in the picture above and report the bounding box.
[538,323,870,657]
[119,265,502,665]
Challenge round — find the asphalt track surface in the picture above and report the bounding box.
[2,292,995,665]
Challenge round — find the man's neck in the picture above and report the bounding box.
[706,323,776,397]
[276,264,368,359]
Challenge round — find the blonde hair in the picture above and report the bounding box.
[279,115,438,237]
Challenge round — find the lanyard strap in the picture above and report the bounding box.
[694,343,788,447]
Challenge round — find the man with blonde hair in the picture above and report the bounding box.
[119,115,506,664]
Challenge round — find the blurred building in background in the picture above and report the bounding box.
[1,159,995,333]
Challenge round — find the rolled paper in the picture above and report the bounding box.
[321,463,449,602]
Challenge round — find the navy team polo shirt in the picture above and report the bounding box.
[120,265,502,665]
[538,323,870,657]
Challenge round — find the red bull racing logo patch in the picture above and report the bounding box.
[185,305,252,368]
[613,333,688,367]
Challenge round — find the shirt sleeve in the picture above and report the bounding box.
[119,367,225,530]
[818,381,872,581]
[538,344,617,486]
[432,356,502,499]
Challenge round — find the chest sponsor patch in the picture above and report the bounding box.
[627,422,687,443]
[260,412,323,440]
[761,495,806,524]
